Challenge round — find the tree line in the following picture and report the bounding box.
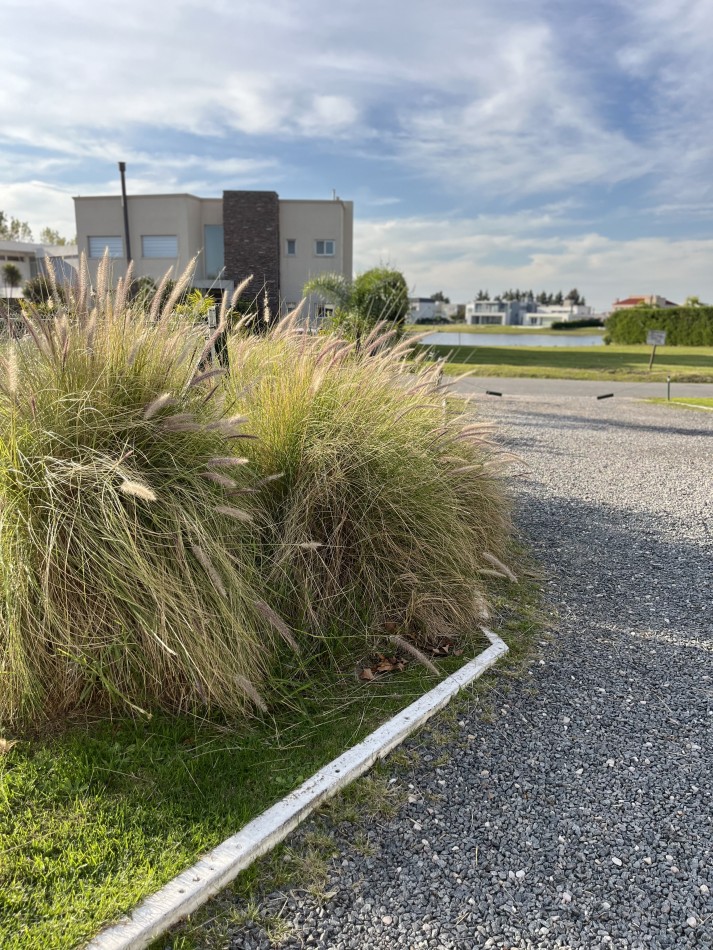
[0,211,73,245]
[474,288,586,305]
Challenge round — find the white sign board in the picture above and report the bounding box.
[647,330,666,346]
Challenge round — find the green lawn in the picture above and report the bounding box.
[406,323,602,336]
[3,628,501,949]
[648,397,713,411]
[419,343,713,383]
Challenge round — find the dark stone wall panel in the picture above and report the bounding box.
[223,191,280,319]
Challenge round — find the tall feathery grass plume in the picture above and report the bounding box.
[0,257,282,727]
[223,317,512,662]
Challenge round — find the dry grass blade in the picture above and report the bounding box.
[149,269,173,322]
[230,275,254,308]
[119,479,158,502]
[201,471,238,490]
[5,344,18,396]
[189,367,225,388]
[215,504,253,523]
[390,635,441,676]
[254,599,300,653]
[160,259,197,322]
[206,456,250,468]
[143,393,177,420]
[483,551,518,583]
[191,544,227,597]
[235,674,268,714]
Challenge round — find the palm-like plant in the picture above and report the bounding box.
[2,262,22,316]
[303,267,409,339]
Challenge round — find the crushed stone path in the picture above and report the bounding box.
[189,396,712,950]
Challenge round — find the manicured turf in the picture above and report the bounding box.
[648,397,713,410]
[405,324,602,336]
[420,343,713,382]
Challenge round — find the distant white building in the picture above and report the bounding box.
[0,240,78,296]
[520,303,597,327]
[465,297,602,327]
[408,297,438,322]
[465,298,535,326]
[408,297,457,323]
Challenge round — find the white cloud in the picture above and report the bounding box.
[355,213,713,310]
[0,182,78,240]
[1,0,711,208]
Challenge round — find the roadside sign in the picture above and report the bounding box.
[646,329,666,370]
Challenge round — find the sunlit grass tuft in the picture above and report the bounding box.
[224,319,512,660]
[0,258,276,726]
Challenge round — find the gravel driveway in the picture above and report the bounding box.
[197,396,713,950]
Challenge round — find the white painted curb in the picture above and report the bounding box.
[86,629,508,950]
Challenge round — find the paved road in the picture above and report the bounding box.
[185,395,712,950]
[452,376,713,400]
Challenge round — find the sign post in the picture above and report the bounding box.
[646,330,666,371]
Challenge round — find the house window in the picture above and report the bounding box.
[315,240,335,257]
[204,225,224,279]
[286,238,296,256]
[141,235,178,258]
[88,236,123,259]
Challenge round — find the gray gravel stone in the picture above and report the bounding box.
[198,394,713,949]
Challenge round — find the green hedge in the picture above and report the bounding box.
[550,318,604,330]
[605,308,713,345]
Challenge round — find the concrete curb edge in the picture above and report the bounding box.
[86,629,508,950]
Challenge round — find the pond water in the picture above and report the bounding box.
[420,332,605,348]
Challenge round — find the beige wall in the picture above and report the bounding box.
[74,194,223,285]
[278,199,353,312]
[74,193,353,311]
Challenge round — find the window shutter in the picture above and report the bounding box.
[88,236,123,259]
[141,235,178,258]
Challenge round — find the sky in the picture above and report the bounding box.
[2,0,713,311]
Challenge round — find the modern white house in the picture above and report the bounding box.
[465,298,535,325]
[408,298,458,323]
[520,303,599,327]
[0,240,78,297]
[73,190,353,319]
[465,297,602,327]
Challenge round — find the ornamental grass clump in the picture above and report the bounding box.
[0,260,280,727]
[224,318,512,658]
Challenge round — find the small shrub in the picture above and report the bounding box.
[22,275,67,306]
[550,318,604,330]
[224,320,511,659]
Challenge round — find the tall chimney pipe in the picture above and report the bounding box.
[118,161,132,265]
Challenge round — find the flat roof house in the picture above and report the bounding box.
[0,240,78,296]
[74,190,353,319]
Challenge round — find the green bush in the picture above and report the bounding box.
[224,322,511,656]
[0,264,279,726]
[604,307,713,345]
[550,318,604,330]
[22,275,67,306]
[304,267,410,340]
